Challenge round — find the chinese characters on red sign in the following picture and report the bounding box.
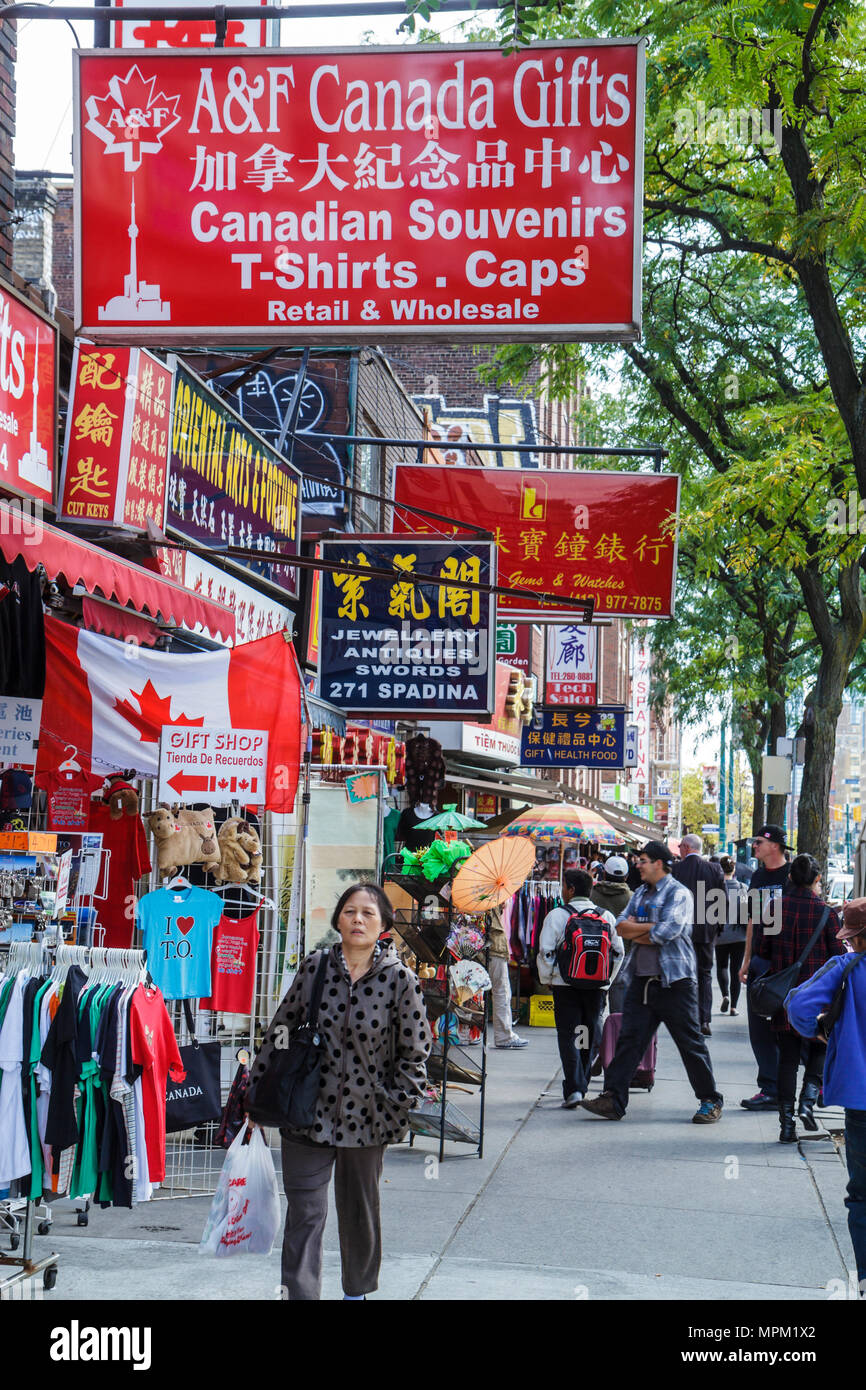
[58,343,171,530]
[393,465,680,620]
[112,0,268,50]
[0,283,57,506]
[75,43,644,342]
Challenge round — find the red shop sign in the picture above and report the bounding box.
[58,343,171,531]
[112,0,268,51]
[0,279,57,506]
[393,464,680,620]
[74,41,645,344]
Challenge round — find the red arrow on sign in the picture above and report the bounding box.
[167,771,211,796]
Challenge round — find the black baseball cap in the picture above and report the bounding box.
[640,839,674,866]
[754,824,788,849]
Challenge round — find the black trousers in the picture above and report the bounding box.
[715,942,746,1008]
[280,1136,386,1300]
[551,985,605,1098]
[693,940,714,1026]
[746,958,781,1096]
[605,975,721,1116]
[776,1030,826,1105]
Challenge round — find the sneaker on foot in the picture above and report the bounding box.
[693,1099,723,1124]
[495,1037,529,1049]
[701,1023,712,1036]
[740,1090,778,1110]
[579,1093,623,1120]
[720,997,730,1013]
[561,1092,583,1109]
[729,1008,738,1016]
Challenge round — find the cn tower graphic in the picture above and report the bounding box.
[19,330,50,491]
[98,177,171,322]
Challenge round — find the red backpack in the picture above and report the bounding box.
[555,909,612,988]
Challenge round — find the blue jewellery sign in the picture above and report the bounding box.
[521,705,629,768]
[319,538,495,718]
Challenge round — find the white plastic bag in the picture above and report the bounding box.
[199,1124,281,1258]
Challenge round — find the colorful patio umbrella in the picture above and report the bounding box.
[502,803,621,846]
[451,835,537,912]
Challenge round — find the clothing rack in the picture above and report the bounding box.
[506,879,564,1022]
[0,941,150,1296]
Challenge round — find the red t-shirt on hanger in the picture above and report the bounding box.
[89,800,152,949]
[199,905,261,1014]
[35,767,104,831]
[129,982,185,1185]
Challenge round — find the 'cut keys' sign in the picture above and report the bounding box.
[74,41,645,344]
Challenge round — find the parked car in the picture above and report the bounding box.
[826,872,854,907]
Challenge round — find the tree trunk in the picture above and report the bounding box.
[796,563,866,876]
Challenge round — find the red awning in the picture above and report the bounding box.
[81,596,161,647]
[2,503,236,643]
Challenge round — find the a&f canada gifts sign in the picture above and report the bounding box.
[74,42,645,343]
[167,359,301,596]
[319,538,495,717]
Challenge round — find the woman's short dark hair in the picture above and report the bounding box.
[331,881,394,933]
[789,853,821,889]
[719,855,735,875]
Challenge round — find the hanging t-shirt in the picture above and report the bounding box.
[0,555,45,698]
[200,905,261,1014]
[137,884,224,1001]
[128,984,185,1185]
[0,974,32,1188]
[89,801,152,950]
[35,767,104,831]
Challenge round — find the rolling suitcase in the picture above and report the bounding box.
[597,1011,658,1091]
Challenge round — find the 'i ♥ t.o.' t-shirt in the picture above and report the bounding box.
[137,885,224,1001]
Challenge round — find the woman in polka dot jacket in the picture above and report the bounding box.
[250,881,432,1300]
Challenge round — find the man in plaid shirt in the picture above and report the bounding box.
[581,840,724,1124]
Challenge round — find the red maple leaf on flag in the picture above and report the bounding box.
[114,679,206,742]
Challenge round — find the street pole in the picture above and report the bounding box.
[719,720,727,852]
[727,726,735,854]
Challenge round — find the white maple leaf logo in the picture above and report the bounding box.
[84,64,181,172]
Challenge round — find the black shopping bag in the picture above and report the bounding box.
[165,1039,223,1134]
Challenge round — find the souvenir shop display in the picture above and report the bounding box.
[0,941,187,1295]
[147,805,221,878]
[136,878,224,1002]
[400,836,473,882]
[88,786,151,950]
[383,865,489,1162]
[165,1003,222,1135]
[199,903,261,1015]
[213,818,263,886]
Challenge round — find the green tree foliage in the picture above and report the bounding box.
[410,0,866,869]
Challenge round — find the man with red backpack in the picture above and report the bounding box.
[537,867,624,1108]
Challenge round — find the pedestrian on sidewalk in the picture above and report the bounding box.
[487,904,528,1050]
[591,856,633,1014]
[249,882,431,1301]
[580,840,724,1124]
[537,867,623,1109]
[738,826,791,1111]
[756,854,843,1142]
[715,855,747,1016]
[672,833,725,1035]
[786,898,866,1290]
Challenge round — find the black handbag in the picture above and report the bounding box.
[244,951,329,1129]
[748,908,830,1021]
[165,1005,223,1134]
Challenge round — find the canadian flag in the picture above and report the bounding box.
[38,615,301,813]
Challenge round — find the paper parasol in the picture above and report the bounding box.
[422,803,486,831]
[451,836,536,912]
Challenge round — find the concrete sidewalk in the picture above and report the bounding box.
[21,994,857,1301]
